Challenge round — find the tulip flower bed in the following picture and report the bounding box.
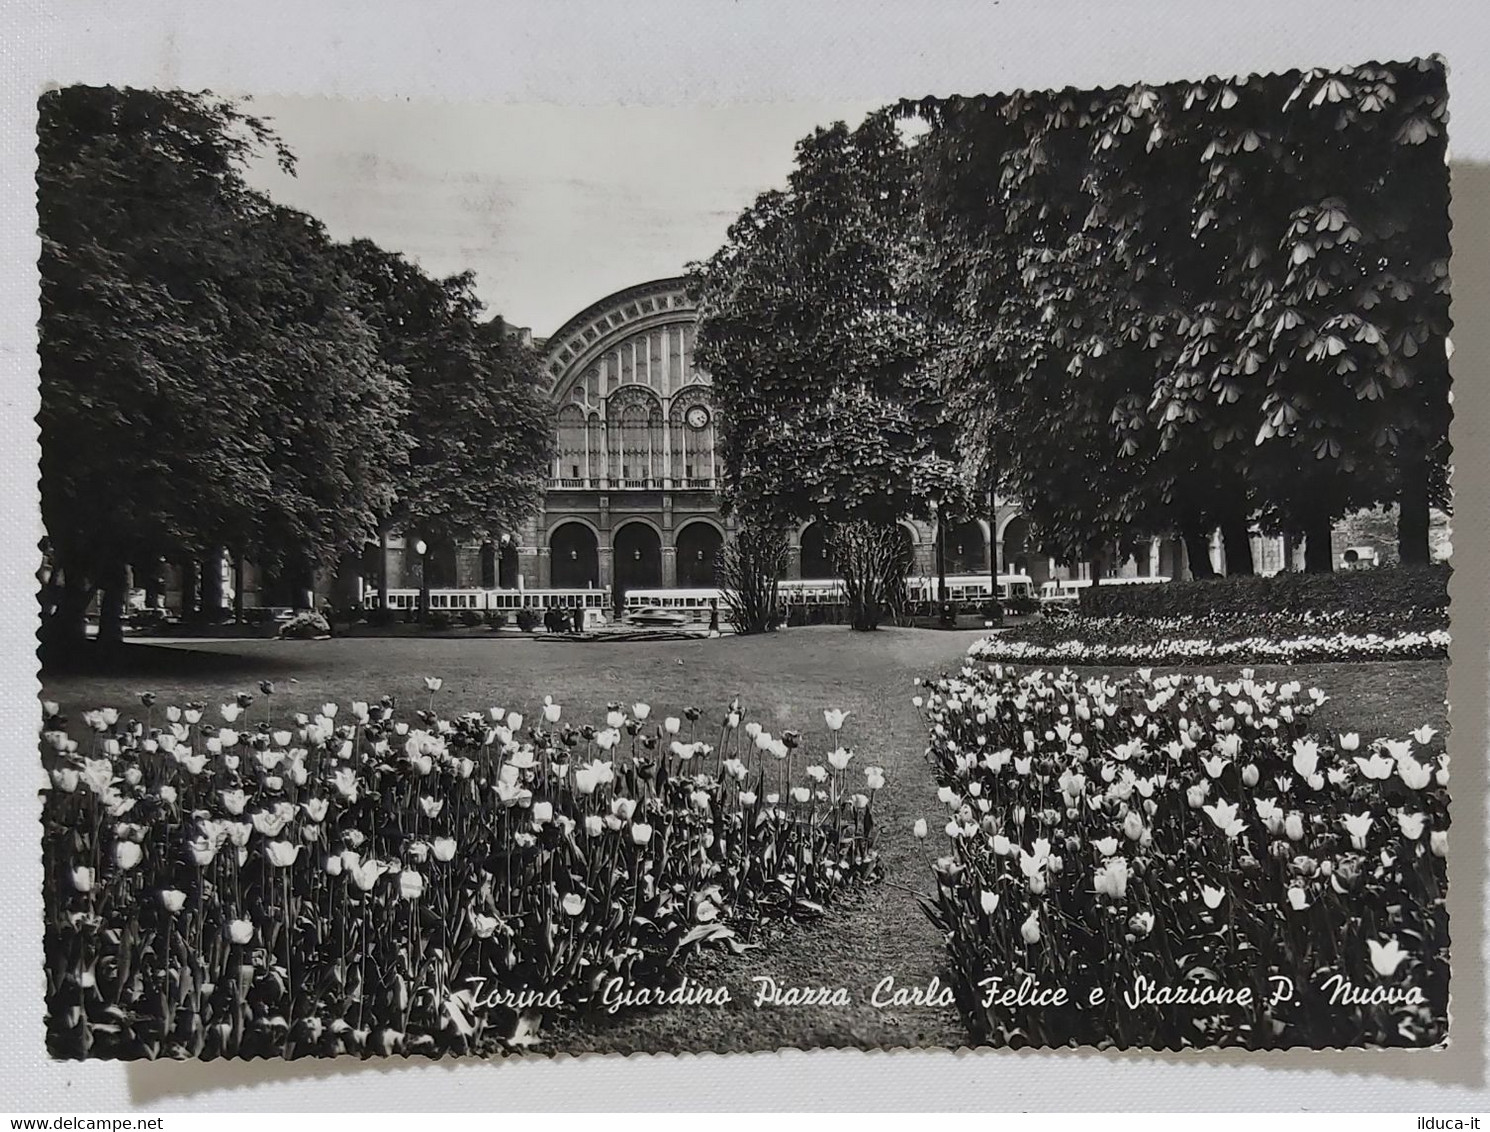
[41,688,885,1059]
[968,611,1450,667]
[915,664,1450,1048]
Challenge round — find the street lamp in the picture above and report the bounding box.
[987,451,1005,626]
[414,538,429,624]
[930,495,948,625]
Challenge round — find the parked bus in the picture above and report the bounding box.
[362,572,1045,622]
[1038,579,1090,607]
[1039,574,1171,607]
[362,588,609,614]
[904,573,1036,602]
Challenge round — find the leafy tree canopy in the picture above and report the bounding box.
[691,111,966,533]
[38,86,408,590]
[38,86,554,643]
[340,241,555,547]
[911,58,1451,568]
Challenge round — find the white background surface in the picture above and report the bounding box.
[2,0,1487,1111]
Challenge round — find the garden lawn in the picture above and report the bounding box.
[39,632,1447,1054]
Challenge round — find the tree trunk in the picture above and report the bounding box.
[233,555,246,622]
[1280,531,1296,573]
[378,529,391,611]
[1397,455,1432,566]
[1182,527,1217,581]
[50,570,91,649]
[142,562,161,611]
[986,490,1003,626]
[1089,552,1106,587]
[182,559,200,623]
[1303,510,1335,574]
[201,552,225,620]
[1219,511,1256,576]
[935,517,950,625]
[934,518,946,595]
[97,561,127,646]
[298,558,316,611]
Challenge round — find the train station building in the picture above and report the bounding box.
[373,276,1037,599]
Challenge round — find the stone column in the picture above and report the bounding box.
[517,546,539,589]
[661,493,675,586]
[517,514,542,589]
[455,541,482,588]
[916,529,935,577]
[662,411,673,488]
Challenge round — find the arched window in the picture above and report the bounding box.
[668,403,687,484]
[676,522,724,587]
[648,405,664,483]
[1002,517,1032,575]
[587,416,605,486]
[800,522,832,579]
[556,405,586,484]
[551,523,599,588]
[605,416,622,483]
[946,519,988,573]
[621,404,650,486]
[614,522,662,588]
[693,416,715,484]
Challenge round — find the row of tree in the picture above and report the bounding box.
[38,86,554,646]
[691,59,1451,620]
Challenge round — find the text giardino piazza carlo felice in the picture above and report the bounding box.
[464,971,1428,1014]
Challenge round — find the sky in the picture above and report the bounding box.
[241,96,880,336]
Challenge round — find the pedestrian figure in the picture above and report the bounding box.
[708,597,719,635]
[572,604,585,633]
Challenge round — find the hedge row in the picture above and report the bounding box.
[1078,564,1451,620]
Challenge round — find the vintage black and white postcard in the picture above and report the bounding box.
[33,57,1454,1064]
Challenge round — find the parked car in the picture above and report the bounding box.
[625,606,689,628]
